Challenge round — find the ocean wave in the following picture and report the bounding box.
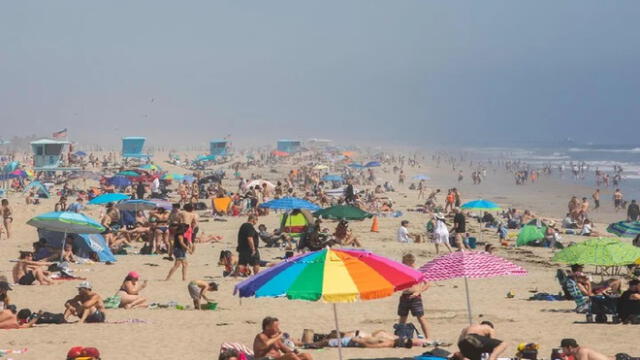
[569,147,640,153]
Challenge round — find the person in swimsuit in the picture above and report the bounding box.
[64,281,106,323]
[456,321,507,360]
[152,207,170,254]
[164,224,192,281]
[12,252,55,285]
[165,203,181,260]
[1,199,13,239]
[187,279,218,310]
[116,271,148,309]
[179,203,199,250]
[253,316,314,360]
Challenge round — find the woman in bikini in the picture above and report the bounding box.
[152,207,170,254]
[2,199,13,239]
[116,271,148,309]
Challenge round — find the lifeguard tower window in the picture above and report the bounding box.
[45,144,64,156]
[212,143,225,149]
[35,146,44,156]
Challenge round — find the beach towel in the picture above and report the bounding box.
[220,342,254,357]
[104,295,121,309]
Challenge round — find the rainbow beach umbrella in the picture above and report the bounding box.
[234,247,424,359]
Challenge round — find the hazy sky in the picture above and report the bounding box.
[1,1,639,147]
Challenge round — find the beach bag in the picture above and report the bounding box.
[36,312,66,324]
[616,354,640,360]
[393,323,419,339]
[104,295,121,309]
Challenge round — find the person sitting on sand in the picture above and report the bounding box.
[187,280,218,310]
[254,316,314,360]
[116,271,148,309]
[333,220,361,247]
[218,250,239,277]
[64,281,106,324]
[560,338,611,360]
[258,224,288,248]
[12,251,55,285]
[455,321,507,360]
[580,219,601,237]
[618,279,640,324]
[571,265,622,296]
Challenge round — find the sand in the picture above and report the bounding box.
[1,151,638,360]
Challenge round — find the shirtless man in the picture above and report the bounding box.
[560,339,611,360]
[253,316,313,360]
[64,281,106,323]
[592,189,600,210]
[179,203,199,249]
[1,199,13,239]
[456,321,507,360]
[613,189,624,211]
[12,252,55,285]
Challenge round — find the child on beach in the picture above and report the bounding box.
[397,253,431,340]
[188,280,218,310]
[165,224,192,281]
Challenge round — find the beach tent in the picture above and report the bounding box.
[276,139,301,154]
[516,225,546,246]
[121,137,150,159]
[37,229,116,262]
[24,181,50,198]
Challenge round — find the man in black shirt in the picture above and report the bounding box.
[451,208,468,250]
[627,200,640,221]
[136,181,146,200]
[618,279,640,324]
[237,215,260,276]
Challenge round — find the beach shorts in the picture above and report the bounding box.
[398,294,424,317]
[18,271,36,285]
[615,199,622,207]
[458,334,502,360]
[174,247,187,260]
[188,281,201,301]
[85,310,106,323]
[238,251,260,266]
[328,337,357,347]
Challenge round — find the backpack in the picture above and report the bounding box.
[393,323,419,339]
[36,312,67,324]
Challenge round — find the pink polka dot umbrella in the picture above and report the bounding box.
[418,251,527,324]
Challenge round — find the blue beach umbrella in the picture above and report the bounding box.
[322,174,344,182]
[108,176,131,187]
[607,221,640,238]
[115,199,158,212]
[349,163,364,169]
[365,161,381,168]
[88,193,130,205]
[260,197,321,211]
[413,174,431,181]
[461,199,501,211]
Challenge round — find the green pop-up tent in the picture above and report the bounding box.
[516,225,546,246]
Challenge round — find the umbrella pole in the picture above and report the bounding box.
[333,303,344,360]
[464,276,473,325]
[60,232,67,261]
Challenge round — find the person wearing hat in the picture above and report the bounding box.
[560,339,610,360]
[63,281,106,323]
[432,213,453,254]
[117,272,148,309]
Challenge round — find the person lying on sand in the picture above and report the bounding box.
[12,251,56,285]
[64,281,106,324]
[0,308,41,329]
[308,329,429,349]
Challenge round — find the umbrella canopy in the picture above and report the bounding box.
[115,199,158,212]
[108,176,132,187]
[74,151,87,157]
[162,173,184,181]
[139,164,161,171]
[606,221,640,237]
[148,199,172,210]
[27,211,105,234]
[516,225,547,246]
[235,248,423,302]
[313,205,373,221]
[9,169,27,178]
[322,174,344,182]
[348,163,364,169]
[419,251,526,324]
[260,197,320,211]
[271,150,289,157]
[246,179,276,190]
[195,155,217,162]
[88,193,130,205]
[313,164,329,170]
[461,199,501,211]
[412,174,431,181]
[365,161,381,168]
[552,238,640,266]
[115,171,141,177]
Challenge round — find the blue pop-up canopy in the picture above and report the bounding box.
[37,229,116,262]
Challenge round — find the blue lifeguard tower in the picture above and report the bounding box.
[277,139,301,154]
[31,139,71,170]
[122,137,150,159]
[209,139,229,157]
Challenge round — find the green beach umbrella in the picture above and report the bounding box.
[516,225,547,246]
[552,238,640,266]
[606,221,640,238]
[313,205,373,221]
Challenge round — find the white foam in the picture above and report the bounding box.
[569,147,640,153]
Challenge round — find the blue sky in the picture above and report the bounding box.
[1,1,639,147]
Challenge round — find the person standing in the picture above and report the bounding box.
[613,188,624,211]
[236,215,260,276]
[432,213,453,254]
[164,224,192,281]
[592,189,600,210]
[136,181,146,200]
[627,200,640,222]
[397,253,431,340]
[1,199,12,240]
[451,208,468,250]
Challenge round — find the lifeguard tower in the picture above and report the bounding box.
[31,139,74,171]
[122,137,150,160]
[209,139,229,157]
[277,139,301,154]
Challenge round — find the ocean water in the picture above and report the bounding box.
[463,144,640,200]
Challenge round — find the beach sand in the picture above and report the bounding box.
[1,151,638,359]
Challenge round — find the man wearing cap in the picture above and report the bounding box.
[64,281,106,324]
[560,339,611,360]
